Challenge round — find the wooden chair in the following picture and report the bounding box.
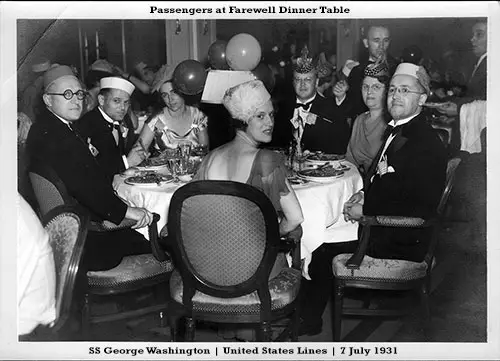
[331,157,461,341]
[28,162,174,338]
[165,180,302,341]
[19,205,89,341]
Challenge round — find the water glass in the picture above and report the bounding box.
[178,142,192,159]
[167,157,182,177]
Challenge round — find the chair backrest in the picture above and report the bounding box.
[42,205,89,333]
[424,156,461,265]
[167,180,280,301]
[28,162,75,218]
[437,157,462,216]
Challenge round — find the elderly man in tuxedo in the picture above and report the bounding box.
[270,47,351,155]
[78,77,148,181]
[26,65,154,271]
[298,63,447,337]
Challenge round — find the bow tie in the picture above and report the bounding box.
[295,101,313,110]
[383,124,402,139]
[107,122,121,130]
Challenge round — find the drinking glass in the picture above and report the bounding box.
[177,142,192,175]
[167,157,181,177]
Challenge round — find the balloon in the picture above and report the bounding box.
[226,33,262,71]
[172,60,207,96]
[251,63,275,93]
[208,40,229,70]
[401,45,423,65]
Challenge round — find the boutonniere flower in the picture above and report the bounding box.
[121,126,129,138]
[305,113,317,125]
[87,137,99,157]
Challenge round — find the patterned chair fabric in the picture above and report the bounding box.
[43,206,88,333]
[333,254,436,282]
[167,180,302,341]
[29,172,68,217]
[87,254,174,290]
[170,267,301,314]
[180,194,267,287]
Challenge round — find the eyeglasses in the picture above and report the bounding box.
[45,89,87,100]
[362,84,385,92]
[388,87,423,97]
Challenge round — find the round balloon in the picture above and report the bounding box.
[252,63,275,93]
[172,60,207,96]
[208,40,229,70]
[226,33,262,71]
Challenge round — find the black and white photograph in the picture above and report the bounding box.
[1,1,499,359]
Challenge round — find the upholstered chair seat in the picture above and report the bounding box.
[170,267,301,314]
[333,254,436,282]
[88,254,174,294]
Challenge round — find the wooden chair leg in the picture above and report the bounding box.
[81,294,91,340]
[185,316,195,341]
[260,321,272,341]
[420,281,431,322]
[332,279,344,341]
[159,310,167,328]
[169,316,178,342]
[290,309,300,341]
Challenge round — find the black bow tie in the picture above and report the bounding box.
[383,124,402,139]
[107,122,121,131]
[295,101,313,110]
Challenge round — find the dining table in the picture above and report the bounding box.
[112,159,363,280]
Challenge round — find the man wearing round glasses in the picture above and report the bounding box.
[343,62,447,265]
[27,65,155,272]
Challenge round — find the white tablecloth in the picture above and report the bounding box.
[113,162,364,279]
[113,166,180,239]
[291,162,363,278]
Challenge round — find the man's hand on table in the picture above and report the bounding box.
[125,207,153,229]
[343,191,364,223]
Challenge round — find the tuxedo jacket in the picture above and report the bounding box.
[77,107,126,182]
[270,93,351,154]
[345,56,398,119]
[26,109,128,224]
[362,112,448,262]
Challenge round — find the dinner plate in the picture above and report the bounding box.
[287,175,309,186]
[304,153,346,164]
[136,155,170,170]
[135,164,168,171]
[297,167,345,182]
[124,174,174,187]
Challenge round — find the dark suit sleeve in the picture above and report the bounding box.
[345,65,367,119]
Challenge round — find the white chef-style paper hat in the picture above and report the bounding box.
[392,63,430,95]
[100,77,135,96]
